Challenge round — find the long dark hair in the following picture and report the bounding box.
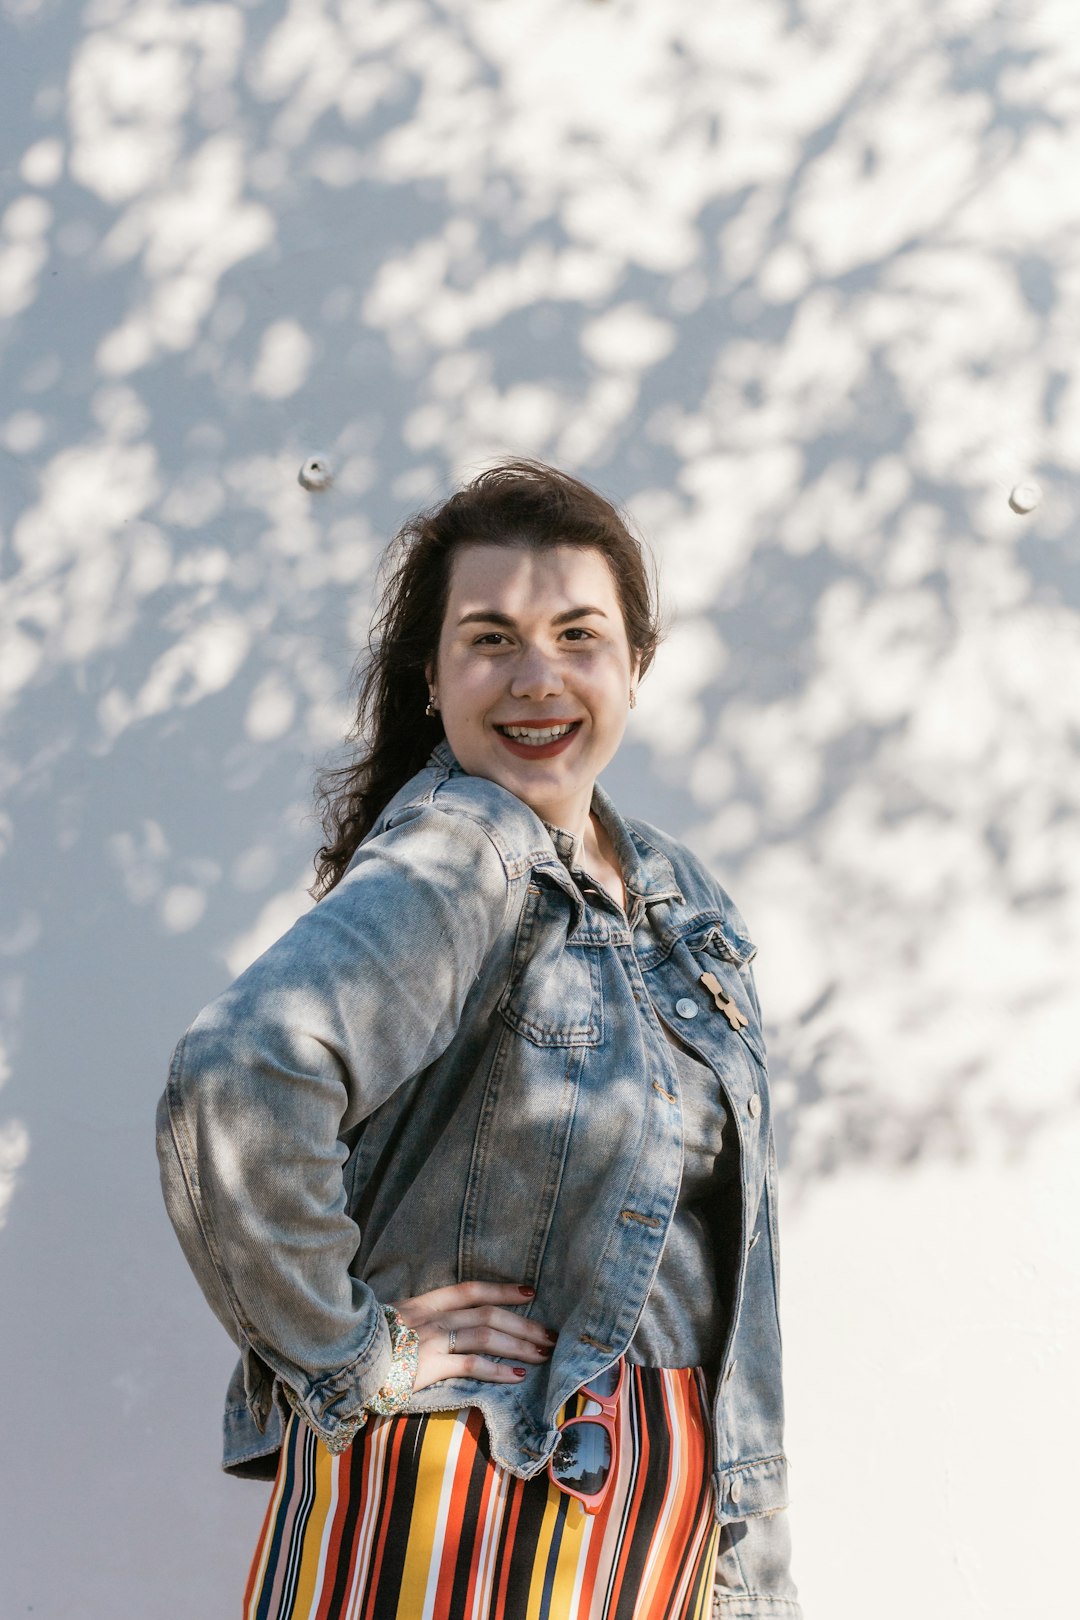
[312,460,662,897]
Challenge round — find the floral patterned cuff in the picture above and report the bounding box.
[365,1305,421,1416]
[283,1303,421,1451]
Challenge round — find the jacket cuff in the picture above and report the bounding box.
[274,1310,394,1452]
[714,1599,803,1619]
[713,1501,800,1617]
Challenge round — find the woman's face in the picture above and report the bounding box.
[430,543,639,835]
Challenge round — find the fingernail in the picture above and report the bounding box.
[518,1285,535,1297]
[513,1366,527,1378]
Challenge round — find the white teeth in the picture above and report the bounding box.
[500,723,576,743]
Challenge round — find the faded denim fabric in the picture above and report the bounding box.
[713,1509,801,1617]
[157,741,798,1610]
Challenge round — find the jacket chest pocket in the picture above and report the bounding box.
[498,882,604,1047]
[678,926,767,1072]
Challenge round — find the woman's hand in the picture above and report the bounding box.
[393,1281,556,1393]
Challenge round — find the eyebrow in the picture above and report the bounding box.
[456,605,609,628]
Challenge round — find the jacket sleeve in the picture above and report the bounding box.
[702,870,801,1615]
[712,1509,799,1613]
[713,1507,802,1617]
[155,803,512,1452]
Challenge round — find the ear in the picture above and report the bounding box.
[424,659,434,688]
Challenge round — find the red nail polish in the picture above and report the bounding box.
[518,1285,536,1297]
[513,1366,527,1378]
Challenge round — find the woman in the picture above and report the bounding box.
[157,461,800,1619]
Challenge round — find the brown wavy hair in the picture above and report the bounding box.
[312,459,662,897]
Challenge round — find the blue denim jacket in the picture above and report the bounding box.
[157,742,797,1607]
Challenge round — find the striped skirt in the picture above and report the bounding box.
[244,1365,719,1620]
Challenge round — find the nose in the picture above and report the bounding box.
[509,643,565,702]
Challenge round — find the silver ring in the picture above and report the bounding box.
[447,1328,457,1354]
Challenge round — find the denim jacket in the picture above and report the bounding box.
[157,742,798,1611]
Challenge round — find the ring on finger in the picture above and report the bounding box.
[448,1328,458,1354]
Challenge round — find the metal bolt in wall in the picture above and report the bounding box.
[298,456,333,492]
[1008,481,1042,514]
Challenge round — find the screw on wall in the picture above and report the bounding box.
[1008,481,1042,514]
[298,455,333,492]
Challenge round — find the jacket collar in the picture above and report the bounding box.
[427,741,682,908]
[588,782,683,908]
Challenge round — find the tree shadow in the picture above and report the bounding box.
[1,0,1078,1597]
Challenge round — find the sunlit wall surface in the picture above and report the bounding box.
[1,1,1078,1614]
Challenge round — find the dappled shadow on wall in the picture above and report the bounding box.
[2,0,1079,1224]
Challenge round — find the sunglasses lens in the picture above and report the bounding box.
[585,1364,620,1400]
[550,1421,612,1498]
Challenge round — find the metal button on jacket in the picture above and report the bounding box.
[675,997,698,1019]
[748,1093,761,1117]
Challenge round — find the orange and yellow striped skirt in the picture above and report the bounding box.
[244,1365,719,1620]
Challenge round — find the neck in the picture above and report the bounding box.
[581,808,606,866]
[540,789,595,853]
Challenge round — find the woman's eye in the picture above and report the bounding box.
[562,627,595,642]
[473,632,509,646]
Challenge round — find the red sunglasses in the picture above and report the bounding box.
[547,1359,625,1514]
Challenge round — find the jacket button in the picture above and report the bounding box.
[675,998,698,1019]
[747,1093,761,1117]
[729,1476,743,1503]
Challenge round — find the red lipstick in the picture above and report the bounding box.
[493,720,583,761]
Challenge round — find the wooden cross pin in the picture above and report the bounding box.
[699,972,749,1032]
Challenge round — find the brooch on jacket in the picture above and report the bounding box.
[699,972,749,1032]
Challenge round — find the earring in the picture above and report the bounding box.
[425,693,438,717]
[629,689,637,710]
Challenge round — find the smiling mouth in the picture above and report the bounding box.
[494,721,582,745]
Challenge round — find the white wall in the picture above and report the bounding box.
[2,1,1078,1614]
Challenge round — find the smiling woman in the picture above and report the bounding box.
[311,461,661,901]
[428,544,640,905]
[156,461,801,1619]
